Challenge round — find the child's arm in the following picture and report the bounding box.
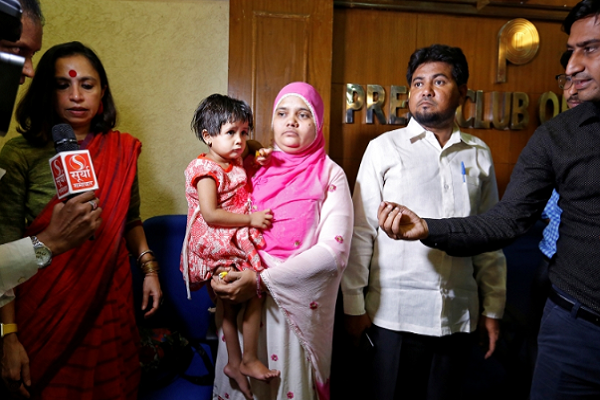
[197,177,272,229]
[254,148,273,166]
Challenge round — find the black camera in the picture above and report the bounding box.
[0,0,25,136]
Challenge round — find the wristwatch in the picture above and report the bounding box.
[0,323,17,338]
[31,235,52,268]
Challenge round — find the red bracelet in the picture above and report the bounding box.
[256,272,263,298]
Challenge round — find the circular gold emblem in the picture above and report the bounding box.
[499,18,540,65]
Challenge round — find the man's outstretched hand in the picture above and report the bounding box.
[377,201,429,241]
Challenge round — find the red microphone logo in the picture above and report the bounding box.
[49,150,99,199]
[66,154,93,184]
[51,158,68,197]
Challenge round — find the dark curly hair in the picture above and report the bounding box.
[191,94,253,144]
[563,0,600,34]
[16,41,116,146]
[406,44,469,87]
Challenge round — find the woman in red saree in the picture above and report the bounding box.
[0,41,162,399]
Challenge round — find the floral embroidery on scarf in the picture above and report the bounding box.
[221,335,225,342]
[328,184,336,192]
[287,392,294,399]
[335,235,344,244]
[294,240,301,247]
[271,354,278,361]
[310,301,318,310]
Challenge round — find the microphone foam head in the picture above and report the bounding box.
[52,123,79,152]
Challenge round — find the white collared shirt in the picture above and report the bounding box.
[0,167,38,306]
[342,118,506,336]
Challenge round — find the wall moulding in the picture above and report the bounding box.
[334,0,580,22]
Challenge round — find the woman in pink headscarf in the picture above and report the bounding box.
[211,82,353,400]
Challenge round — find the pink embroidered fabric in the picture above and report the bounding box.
[214,159,353,400]
[252,83,352,399]
[181,155,264,293]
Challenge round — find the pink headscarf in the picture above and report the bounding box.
[250,82,327,258]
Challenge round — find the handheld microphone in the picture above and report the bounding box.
[49,124,99,200]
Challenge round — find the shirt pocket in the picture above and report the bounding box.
[464,175,482,214]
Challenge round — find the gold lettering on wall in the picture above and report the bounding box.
[538,91,572,124]
[343,84,565,130]
[345,84,365,124]
[456,89,475,128]
[474,90,491,129]
[538,91,560,124]
[510,92,529,130]
[491,92,512,130]
[455,89,528,130]
[366,85,387,124]
[389,85,407,125]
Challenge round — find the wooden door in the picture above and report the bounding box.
[228,0,333,150]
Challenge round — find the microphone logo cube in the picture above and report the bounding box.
[49,150,99,199]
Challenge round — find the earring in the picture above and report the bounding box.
[207,141,212,147]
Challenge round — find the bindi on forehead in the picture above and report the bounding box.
[68,70,77,78]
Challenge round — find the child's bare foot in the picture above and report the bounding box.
[240,358,280,381]
[224,363,253,399]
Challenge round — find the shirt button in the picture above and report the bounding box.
[444,184,449,190]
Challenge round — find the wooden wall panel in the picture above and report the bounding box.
[229,0,333,149]
[334,0,577,21]
[251,14,309,141]
[330,9,418,186]
[331,10,419,84]
[331,7,568,195]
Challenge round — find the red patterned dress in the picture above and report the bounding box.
[181,154,264,293]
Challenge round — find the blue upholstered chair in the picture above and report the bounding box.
[131,215,216,400]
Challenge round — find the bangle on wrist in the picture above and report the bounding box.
[137,250,155,266]
[140,259,160,275]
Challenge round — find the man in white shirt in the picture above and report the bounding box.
[0,0,102,308]
[342,44,506,399]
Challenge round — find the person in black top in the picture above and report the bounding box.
[376,1,600,399]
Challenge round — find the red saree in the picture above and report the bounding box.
[16,131,142,399]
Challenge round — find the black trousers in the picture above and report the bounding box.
[367,324,471,400]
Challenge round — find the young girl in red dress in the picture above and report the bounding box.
[181,94,278,399]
